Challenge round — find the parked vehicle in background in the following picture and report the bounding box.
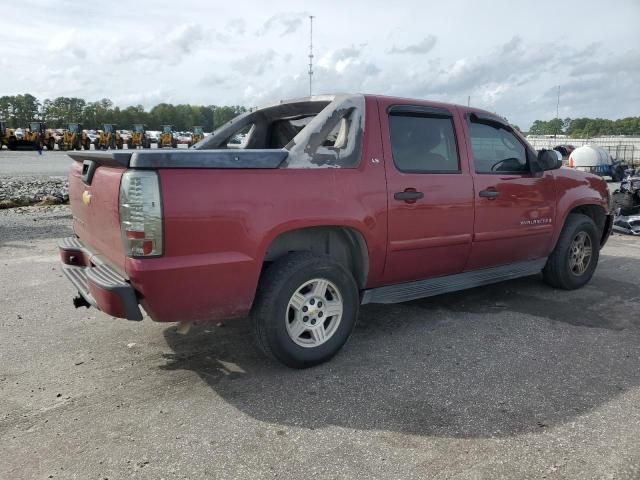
[59,123,91,151]
[8,121,56,150]
[128,124,151,149]
[189,126,204,147]
[86,133,99,146]
[176,132,192,145]
[146,131,159,144]
[0,120,16,150]
[58,94,612,368]
[158,125,177,148]
[568,145,627,181]
[119,130,132,143]
[553,144,575,160]
[96,124,124,150]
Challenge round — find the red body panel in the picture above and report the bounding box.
[64,94,611,324]
[377,99,475,283]
[68,162,127,274]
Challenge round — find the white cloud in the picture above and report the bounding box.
[1,0,638,128]
[256,11,310,36]
[389,35,437,55]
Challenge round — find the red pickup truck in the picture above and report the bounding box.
[59,94,612,368]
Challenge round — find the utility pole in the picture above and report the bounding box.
[308,15,314,96]
[556,85,560,138]
[467,95,470,107]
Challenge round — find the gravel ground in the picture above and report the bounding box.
[1,206,640,479]
[0,177,68,208]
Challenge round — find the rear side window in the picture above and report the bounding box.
[389,114,460,173]
[469,121,527,174]
[226,124,254,149]
[285,95,365,169]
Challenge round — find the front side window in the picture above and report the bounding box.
[469,121,527,174]
[389,113,459,173]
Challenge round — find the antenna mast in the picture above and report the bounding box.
[556,85,560,138]
[308,15,314,96]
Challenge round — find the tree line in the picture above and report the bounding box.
[0,94,247,132]
[2,93,638,137]
[527,117,640,137]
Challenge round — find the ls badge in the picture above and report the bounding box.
[82,190,92,206]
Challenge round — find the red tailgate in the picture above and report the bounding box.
[68,161,127,274]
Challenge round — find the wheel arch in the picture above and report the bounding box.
[553,202,609,250]
[261,225,370,289]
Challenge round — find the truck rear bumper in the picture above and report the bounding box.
[58,237,143,321]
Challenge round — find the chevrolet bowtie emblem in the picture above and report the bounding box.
[82,190,92,206]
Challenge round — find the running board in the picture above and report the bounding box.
[361,258,547,305]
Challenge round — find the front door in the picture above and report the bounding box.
[463,114,556,270]
[379,101,474,284]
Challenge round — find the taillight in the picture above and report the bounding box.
[119,170,163,257]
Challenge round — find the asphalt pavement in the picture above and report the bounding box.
[1,204,640,479]
[0,150,74,177]
[0,145,187,177]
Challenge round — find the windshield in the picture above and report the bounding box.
[134,125,144,133]
[162,126,172,134]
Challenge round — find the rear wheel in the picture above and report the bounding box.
[250,252,359,368]
[543,213,600,290]
[8,137,17,150]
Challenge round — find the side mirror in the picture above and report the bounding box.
[533,149,562,174]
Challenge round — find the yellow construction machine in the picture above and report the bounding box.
[0,120,16,150]
[129,124,151,149]
[10,121,56,150]
[158,125,177,149]
[59,123,91,151]
[97,124,123,150]
[189,126,204,147]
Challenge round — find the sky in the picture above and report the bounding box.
[2,0,639,129]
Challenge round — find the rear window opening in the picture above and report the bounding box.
[195,95,365,169]
[197,100,331,151]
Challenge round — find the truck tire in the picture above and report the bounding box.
[543,213,600,290]
[250,252,359,368]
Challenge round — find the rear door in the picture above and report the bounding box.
[379,101,474,284]
[463,113,556,270]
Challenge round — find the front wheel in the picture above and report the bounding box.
[543,213,600,290]
[250,252,359,368]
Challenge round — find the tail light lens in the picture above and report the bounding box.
[119,170,163,257]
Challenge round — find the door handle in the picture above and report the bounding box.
[394,190,424,202]
[479,189,500,199]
